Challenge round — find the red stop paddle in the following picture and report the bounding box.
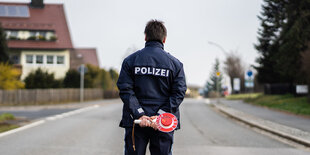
[134,113,178,132]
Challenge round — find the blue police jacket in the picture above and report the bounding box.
[117,41,187,129]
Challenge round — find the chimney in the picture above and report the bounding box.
[30,0,44,8]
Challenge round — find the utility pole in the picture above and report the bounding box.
[80,64,85,102]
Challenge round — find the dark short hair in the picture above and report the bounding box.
[144,20,167,42]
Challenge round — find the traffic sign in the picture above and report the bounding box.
[247,70,253,77]
[233,78,240,91]
[78,65,88,74]
[245,70,254,88]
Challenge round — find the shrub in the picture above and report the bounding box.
[0,113,15,122]
[63,69,80,88]
[24,68,62,89]
[77,64,119,90]
[0,63,24,90]
[27,36,36,40]
[37,35,46,41]
[49,35,57,41]
[8,36,18,40]
[101,68,113,90]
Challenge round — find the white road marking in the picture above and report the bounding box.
[0,120,45,138]
[205,99,210,105]
[0,104,100,138]
[45,105,99,121]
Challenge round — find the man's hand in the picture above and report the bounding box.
[138,115,152,127]
[150,116,158,130]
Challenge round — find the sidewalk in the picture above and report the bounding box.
[219,99,310,133]
[211,98,310,147]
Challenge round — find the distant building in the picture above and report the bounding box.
[186,85,201,98]
[0,0,99,79]
[70,48,99,70]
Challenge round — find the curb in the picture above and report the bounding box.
[212,103,310,147]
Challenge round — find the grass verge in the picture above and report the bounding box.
[0,124,19,133]
[226,93,310,116]
[226,93,262,100]
[0,113,15,122]
[0,113,19,133]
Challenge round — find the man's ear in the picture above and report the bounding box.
[162,37,166,44]
[145,35,147,41]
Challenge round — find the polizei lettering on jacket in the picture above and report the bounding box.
[134,67,170,77]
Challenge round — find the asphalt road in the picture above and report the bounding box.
[0,100,119,121]
[0,99,308,155]
[0,108,77,120]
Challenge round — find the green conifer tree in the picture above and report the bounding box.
[204,59,223,96]
[255,0,310,84]
[0,23,9,63]
[255,0,286,83]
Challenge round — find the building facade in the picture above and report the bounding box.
[0,0,73,79]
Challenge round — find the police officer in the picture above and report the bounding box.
[117,19,187,155]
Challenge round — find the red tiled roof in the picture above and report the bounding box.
[0,2,73,49]
[70,48,99,69]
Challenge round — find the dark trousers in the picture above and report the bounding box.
[124,126,174,155]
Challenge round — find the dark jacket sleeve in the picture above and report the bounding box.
[117,59,145,119]
[169,63,187,112]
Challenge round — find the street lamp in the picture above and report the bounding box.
[208,41,228,55]
[208,41,229,97]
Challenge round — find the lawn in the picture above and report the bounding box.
[226,93,310,116]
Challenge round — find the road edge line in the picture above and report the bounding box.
[0,120,45,138]
[0,104,100,138]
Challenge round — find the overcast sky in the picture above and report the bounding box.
[2,0,263,87]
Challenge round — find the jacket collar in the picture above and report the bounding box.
[145,41,164,50]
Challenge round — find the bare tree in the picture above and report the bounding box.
[223,51,245,93]
[119,44,138,66]
[122,45,138,60]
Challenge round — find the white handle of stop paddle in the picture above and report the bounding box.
[134,119,156,124]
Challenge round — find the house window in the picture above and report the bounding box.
[9,31,18,40]
[38,31,46,40]
[57,56,64,64]
[29,31,36,37]
[26,55,33,64]
[36,55,43,64]
[38,31,46,37]
[10,31,18,37]
[46,55,54,64]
